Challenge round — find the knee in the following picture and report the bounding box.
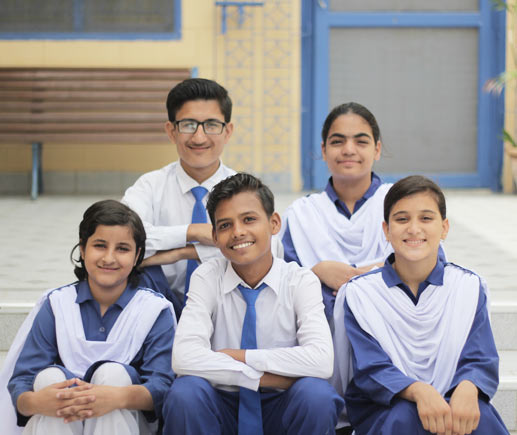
[90,362,132,387]
[383,399,422,430]
[163,376,213,416]
[33,367,67,391]
[289,377,344,415]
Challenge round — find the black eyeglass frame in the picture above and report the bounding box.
[174,118,227,135]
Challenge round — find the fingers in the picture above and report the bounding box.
[63,409,94,423]
[57,400,95,419]
[52,378,79,389]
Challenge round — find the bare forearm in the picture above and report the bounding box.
[259,373,297,390]
[141,245,199,267]
[119,385,154,411]
[17,391,38,416]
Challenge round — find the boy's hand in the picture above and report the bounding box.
[449,380,480,435]
[17,378,94,418]
[400,381,452,435]
[312,261,362,293]
[187,223,215,246]
[259,373,297,390]
[141,245,198,267]
[217,348,246,363]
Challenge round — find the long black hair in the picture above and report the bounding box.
[70,200,146,287]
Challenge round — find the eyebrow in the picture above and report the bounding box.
[328,132,372,140]
[392,209,438,216]
[215,210,259,225]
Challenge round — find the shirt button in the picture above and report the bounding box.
[99,326,106,332]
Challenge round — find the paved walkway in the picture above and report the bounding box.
[1,189,516,297]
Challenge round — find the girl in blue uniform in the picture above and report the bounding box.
[339,176,507,435]
[281,102,392,321]
[2,200,175,435]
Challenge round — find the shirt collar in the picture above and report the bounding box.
[381,253,445,288]
[75,280,137,309]
[177,160,225,195]
[222,257,281,296]
[325,172,382,204]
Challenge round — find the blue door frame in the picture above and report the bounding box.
[301,0,506,190]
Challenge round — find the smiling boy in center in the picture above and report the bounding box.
[163,173,343,435]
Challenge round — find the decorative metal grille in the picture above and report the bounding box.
[216,0,297,191]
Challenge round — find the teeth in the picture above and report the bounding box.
[232,242,254,250]
[405,240,424,245]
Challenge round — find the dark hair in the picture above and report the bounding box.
[384,175,447,222]
[70,200,146,287]
[166,78,232,123]
[206,173,275,225]
[321,102,381,144]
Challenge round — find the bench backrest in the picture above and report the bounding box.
[0,67,191,144]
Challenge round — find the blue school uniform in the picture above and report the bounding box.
[343,256,508,434]
[282,173,383,318]
[8,281,175,426]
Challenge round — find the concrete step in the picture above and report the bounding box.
[2,292,517,431]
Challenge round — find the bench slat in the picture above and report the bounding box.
[0,101,164,112]
[0,133,169,143]
[1,122,165,133]
[0,112,167,122]
[0,80,178,91]
[0,68,190,81]
[0,89,167,101]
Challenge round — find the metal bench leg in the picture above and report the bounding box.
[31,142,42,200]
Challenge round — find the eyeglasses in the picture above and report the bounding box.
[175,119,226,135]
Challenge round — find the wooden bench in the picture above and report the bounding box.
[0,67,191,198]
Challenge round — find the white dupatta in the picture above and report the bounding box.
[282,184,392,268]
[0,284,175,435]
[345,264,482,395]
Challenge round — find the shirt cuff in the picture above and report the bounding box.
[238,366,263,391]
[195,244,224,263]
[245,349,269,373]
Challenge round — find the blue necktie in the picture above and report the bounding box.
[237,282,267,435]
[184,186,208,298]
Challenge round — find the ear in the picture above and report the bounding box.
[321,141,327,162]
[212,227,219,245]
[374,140,382,161]
[269,212,282,235]
[79,244,85,260]
[382,221,389,242]
[441,218,450,241]
[134,248,141,267]
[224,122,234,143]
[165,121,176,144]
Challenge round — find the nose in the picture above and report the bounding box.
[341,138,355,155]
[232,221,246,238]
[190,123,207,143]
[102,248,115,264]
[407,219,420,234]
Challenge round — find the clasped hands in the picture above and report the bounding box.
[22,378,122,424]
[402,380,480,435]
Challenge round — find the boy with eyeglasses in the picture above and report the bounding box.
[122,78,236,315]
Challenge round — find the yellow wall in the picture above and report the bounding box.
[0,0,302,191]
[503,0,517,192]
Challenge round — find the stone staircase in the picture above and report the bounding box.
[1,191,517,433]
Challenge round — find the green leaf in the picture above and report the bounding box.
[503,129,517,147]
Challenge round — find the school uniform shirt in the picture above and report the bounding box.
[281,173,391,318]
[172,256,334,391]
[121,161,235,301]
[341,255,499,427]
[7,281,176,423]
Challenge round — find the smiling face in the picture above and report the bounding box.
[80,224,139,298]
[383,192,449,270]
[322,112,381,184]
[212,191,281,285]
[165,99,233,183]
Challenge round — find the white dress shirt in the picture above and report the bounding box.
[172,256,334,392]
[121,161,235,300]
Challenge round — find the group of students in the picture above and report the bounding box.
[0,78,509,435]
